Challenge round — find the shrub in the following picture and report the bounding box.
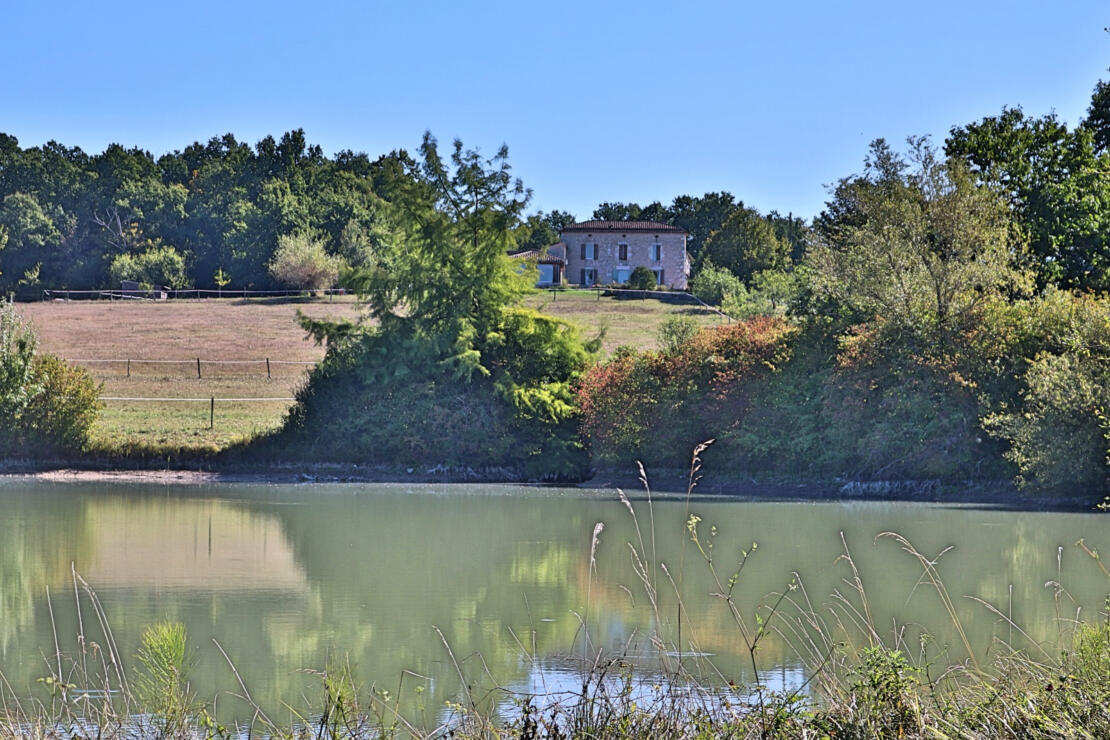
[690,262,744,305]
[22,354,102,451]
[108,244,188,288]
[970,289,1110,494]
[578,317,796,464]
[282,307,597,479]
[657,315,699,355]
[0,301,102,453]
[268,233,345,291]
[628,265,656,291]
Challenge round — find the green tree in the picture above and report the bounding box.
[109,243,188,288]
[513,209,576,252]
[592,202,643,221]
[669,191,741,260]
[0,193,61,290]
[946,108,1110,291]
[1085,73,1110,153]
[690,262,744,305]
[268,232,344,292]
[809,138,1028,333]
[346,133,534,375]
[0,302,37,441]
[285,134,596,477]
[699,206,790,282]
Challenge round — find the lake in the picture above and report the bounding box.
[0,478,1106,726]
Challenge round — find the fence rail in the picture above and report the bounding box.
[101,396,296,402]
[42,288,348,301]
[63,357,316,378]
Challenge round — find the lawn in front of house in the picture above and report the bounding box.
[523,289,728,354]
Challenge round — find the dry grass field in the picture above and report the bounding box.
[17,297,365,453]
[14,291,725,454]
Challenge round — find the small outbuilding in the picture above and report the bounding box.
[508,243,567,286]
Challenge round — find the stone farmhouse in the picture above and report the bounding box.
[559,220,690,289]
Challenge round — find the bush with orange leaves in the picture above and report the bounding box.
[577,316,796,465]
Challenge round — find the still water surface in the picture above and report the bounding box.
[0,478,1106,722]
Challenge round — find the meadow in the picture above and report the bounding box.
[16,291,723,454]
[18,297,364,453]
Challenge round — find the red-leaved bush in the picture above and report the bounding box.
[577,316,796,465]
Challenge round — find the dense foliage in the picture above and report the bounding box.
[581,130,1110,497]
[0,130,391,293]
[278,135,597,478]
[578,318,795,465]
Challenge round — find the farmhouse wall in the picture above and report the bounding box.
[561,226,688,289]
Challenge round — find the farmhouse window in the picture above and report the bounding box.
[651,244,662,261]
[618,243,628,261]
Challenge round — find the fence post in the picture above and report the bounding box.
[197,357,202,379]
[209,397,215,429]
[126,359,131,377]
[266,358,271,379]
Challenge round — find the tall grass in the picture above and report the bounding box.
[3,451,1110,738]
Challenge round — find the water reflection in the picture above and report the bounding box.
[0,479,1106,724]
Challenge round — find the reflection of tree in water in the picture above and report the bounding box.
[267,491,599,710]
[268,491,1110,715]
[4,482,1110,726]
[0,490,94,656]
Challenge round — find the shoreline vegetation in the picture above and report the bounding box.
[3,77,1110,506]
[4,457,1110,738]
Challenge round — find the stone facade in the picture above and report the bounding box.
[559,221,689,289]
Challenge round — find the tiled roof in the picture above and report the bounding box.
[560,220,687,234]
[507,247,566,264]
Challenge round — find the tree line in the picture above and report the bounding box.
[4,69,1107,299]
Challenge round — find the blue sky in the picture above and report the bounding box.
[2,1,1107,221]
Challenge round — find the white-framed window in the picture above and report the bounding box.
[580,243,597,261]
[618,243,628,261]
[651,243,662,261]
